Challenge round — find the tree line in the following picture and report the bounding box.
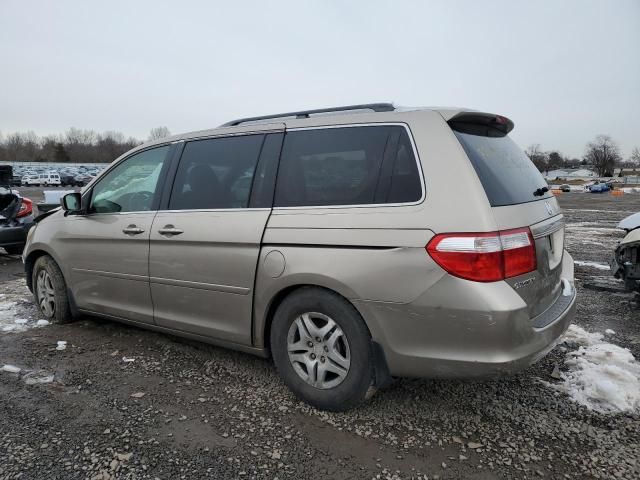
[0,126,171,164]
[526,135,640,177]
[1,127,637,177]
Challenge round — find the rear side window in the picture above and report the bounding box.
[274,126,421,207]
[169,134,264,210]
[453,127,551,207]
[385,129,422,204]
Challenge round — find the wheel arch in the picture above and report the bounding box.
[24,246,67,292]
[254,282,371,349]
[256,282,392,388]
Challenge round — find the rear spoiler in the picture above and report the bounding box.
[447,112,514,136]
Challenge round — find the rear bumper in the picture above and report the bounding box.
[0,218,34,247]
[355,251,576,378]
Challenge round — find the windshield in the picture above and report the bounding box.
[454,130,552,207]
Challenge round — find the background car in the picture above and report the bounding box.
[42,172,61,186]
[73,173,95,186]
[59,173,76,186]
[21,174,41,186]
[1,169,34,255]
[560,184,571,192]
[589,182,610,193]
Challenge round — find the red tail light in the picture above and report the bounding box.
[426,227,536,282]
[16,198,33,218]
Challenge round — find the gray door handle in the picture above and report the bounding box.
[122,225,145,235]
[158,225,184,236]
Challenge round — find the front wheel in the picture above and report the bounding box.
[32,255,72,324]
[270,287,374,411]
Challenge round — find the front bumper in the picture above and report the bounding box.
[354,252,576,379]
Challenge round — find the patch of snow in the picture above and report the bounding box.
[56,341,67,351]
[0,301,18,324]
[1,364,21,373]
[549,324,640,413]
[605,329,616,335]
[563,325,602,344]
[573,260,611,271]
[0,280,47,334]
[122,357,135,363]
[36,320,50,327]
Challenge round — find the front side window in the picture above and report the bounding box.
[169,134,264,210]
[274,126,421,207]
[90,145,170,213]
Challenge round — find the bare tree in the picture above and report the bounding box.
[547,151,564,169]
[525,144,548,172]
[565,158,581,168]
[4,132,25,162]
[148,126,171,141]
[584,135,621,177]
[630,147,640,165]
[64,128,98,163]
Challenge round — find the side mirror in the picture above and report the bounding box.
[61,192,82,213]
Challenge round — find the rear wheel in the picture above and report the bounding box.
[270,287,374,411]
[32,255,72,324]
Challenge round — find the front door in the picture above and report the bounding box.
[149,132,282,345]
[62,144,172,323]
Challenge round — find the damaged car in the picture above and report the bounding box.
[612,212,640,292]
[1,167,35,254]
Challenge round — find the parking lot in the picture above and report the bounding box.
[1,192,639,480]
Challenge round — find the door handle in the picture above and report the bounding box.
[122,225,145,235]
[158,225,184,236]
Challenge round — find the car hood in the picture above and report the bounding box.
[618,212,640,232]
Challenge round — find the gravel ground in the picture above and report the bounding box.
[1,192,639,480]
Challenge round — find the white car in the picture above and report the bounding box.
[20,172,61,186]
[21,174,41,186]
[42,172,61,186]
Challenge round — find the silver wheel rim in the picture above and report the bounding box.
[287,312,351,389]
[36,270,56,318]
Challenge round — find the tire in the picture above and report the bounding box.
[270,287,374,411]
[32,255,72,324]
[3,245,24,255]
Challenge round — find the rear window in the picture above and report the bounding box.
[274,126,422,207]
[453,128,551,207]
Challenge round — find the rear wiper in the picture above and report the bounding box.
[533,186,549,197]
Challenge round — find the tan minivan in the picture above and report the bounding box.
[23,104,576,411]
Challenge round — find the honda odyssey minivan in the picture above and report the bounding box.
[22,104,575,411]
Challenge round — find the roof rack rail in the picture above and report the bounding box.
[220,103,395,127]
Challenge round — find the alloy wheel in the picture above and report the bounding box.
[36,270,56,317]
[286,312,351,389]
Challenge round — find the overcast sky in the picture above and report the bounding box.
[1,0,638,158]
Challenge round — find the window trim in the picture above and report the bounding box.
[82,143,175,216]
[272,122,425,211]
